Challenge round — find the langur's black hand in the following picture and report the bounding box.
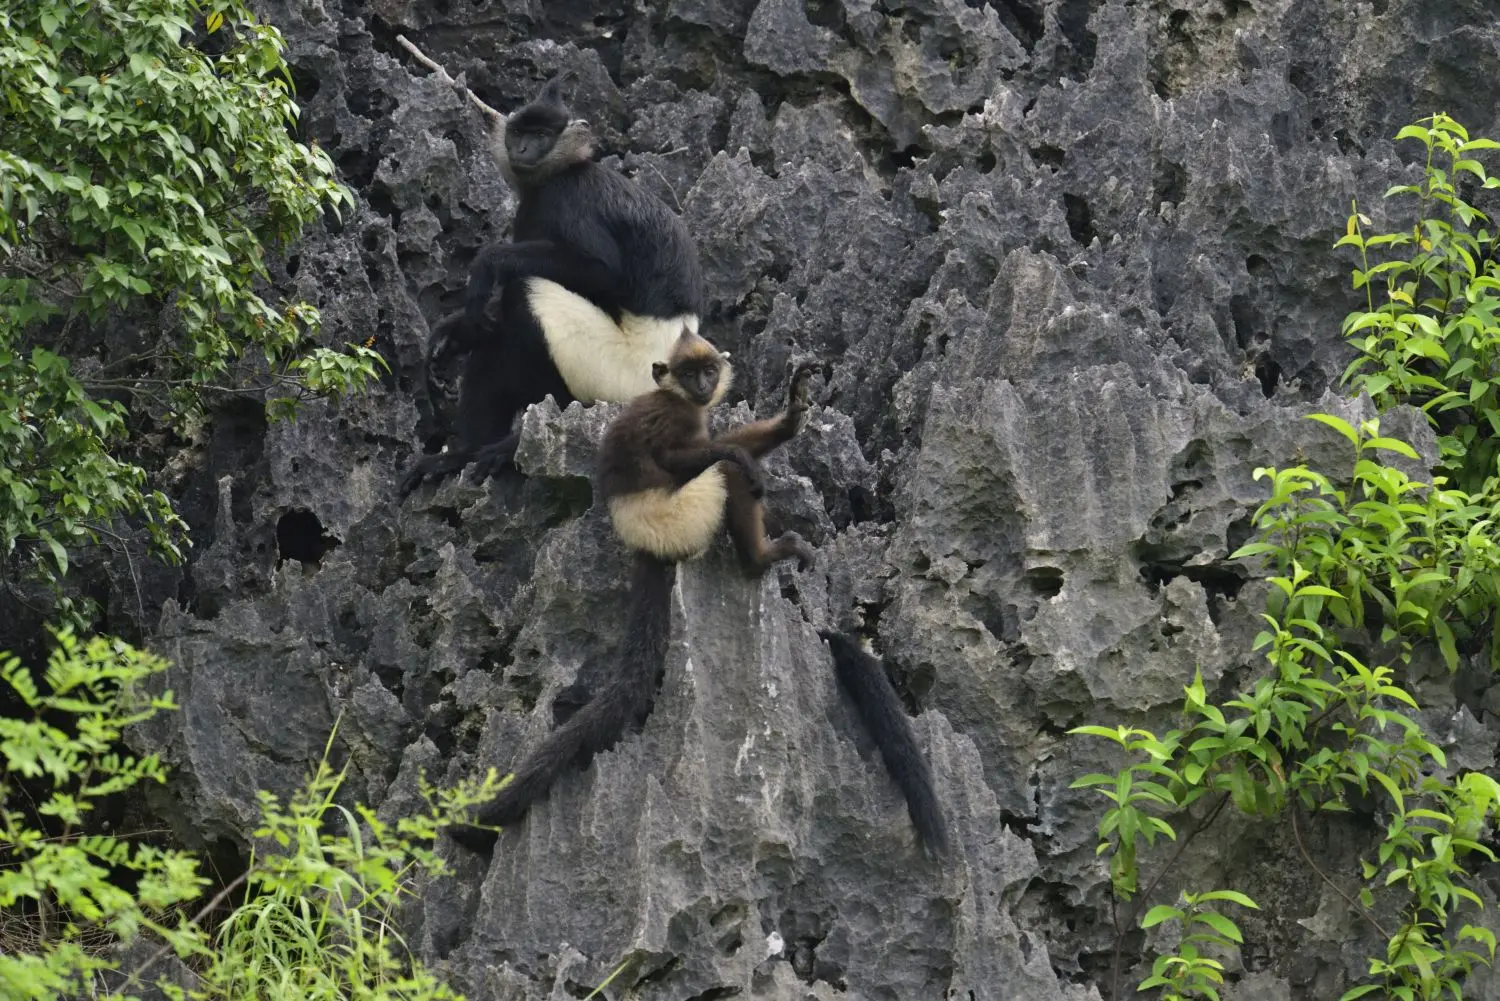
[427,311,472,370]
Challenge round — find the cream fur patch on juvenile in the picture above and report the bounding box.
[608,467,727,560]
[528,278,697,403]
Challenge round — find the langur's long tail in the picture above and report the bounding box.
[820,630,951,859]
[447,555,675,852]
[421,311,468,440]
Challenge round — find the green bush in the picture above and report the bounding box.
[0,628,204,1000]
[1071,114,1500,1001]
[0,0,384,609]
[1338,113,1500,491]
[0,629,502,1001]
[182,732,495,1001]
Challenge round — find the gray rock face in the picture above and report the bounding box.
[119,0,1500,998]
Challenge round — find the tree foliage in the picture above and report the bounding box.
[0,0,383,604]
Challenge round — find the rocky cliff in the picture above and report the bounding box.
[127,1,1500,998]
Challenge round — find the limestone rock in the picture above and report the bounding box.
[116,0,1500,998]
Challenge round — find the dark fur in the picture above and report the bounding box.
[400,74,705,498]
[446,554,675,852]
[597,335,817,575]
[445,341,816,850]
[820,630,951,859]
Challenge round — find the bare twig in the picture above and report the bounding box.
[98,349,176,374]
[124,870,250,988]
[394,35,502,125]
[1290,802,1392,941]
[80,377,267,398]
[90,524,147,631]
[2,255,78,301]
[1110,792,1231,1001]
[635,157,683,213]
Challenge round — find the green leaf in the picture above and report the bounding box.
[1068,725,1130,744]
[1141,905,1182,928]
[1306,412,1360,446]
[39,531,68,577]
[1193,890,1259,909]
[1229,541,1280,559]
[1295,585,1345,599]
[1069,773,1119,789]
[1434,617,1459,672]
[1395,125,1433,146]
[1455,158,1489,181]
[1192,910,1243,943]
[1364,436,1420,459]
[118,219,147,255]
[80,399,111,433]
[1369,769,1404,813]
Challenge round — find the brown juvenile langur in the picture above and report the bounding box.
[597,328,816,574]
[444,330,813,852]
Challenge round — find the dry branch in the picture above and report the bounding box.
[394,35,502,124]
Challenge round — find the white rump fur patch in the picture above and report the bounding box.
[528,278,697,403]
[608,467,727,560]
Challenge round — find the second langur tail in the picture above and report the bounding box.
[820,630,952,860]
[446,555,675,852]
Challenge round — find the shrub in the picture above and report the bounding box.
[1337,112,1500,492]
[0,0,384,608]
[1071,114,1500,1001]
[0,628,204,1000]
[0,629,501,1001]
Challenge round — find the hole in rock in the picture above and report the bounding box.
[1025,566,1064,599]
[276,508,338,568]
[1063,193,1096,245]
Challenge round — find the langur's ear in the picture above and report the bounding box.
[537,70,576,105]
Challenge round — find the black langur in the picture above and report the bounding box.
[819,630,951,859]
[399,69,706,499]
[445,330,814,852]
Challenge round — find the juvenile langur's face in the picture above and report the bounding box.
[655,354,722,406]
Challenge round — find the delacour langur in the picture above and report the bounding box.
[820,630,951,858]
[399,70,705,498]
[444,329,814,851]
